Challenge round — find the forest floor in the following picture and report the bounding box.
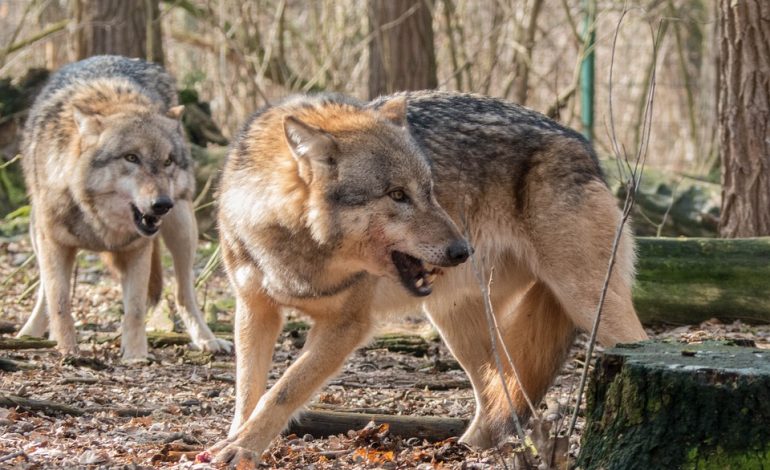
[1,237,769,469]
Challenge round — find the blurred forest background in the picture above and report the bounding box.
[0,0,767,238]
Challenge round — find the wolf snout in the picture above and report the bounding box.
[151,196,174,216]
[445,239,472,265]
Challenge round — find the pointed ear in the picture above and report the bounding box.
[378,96,407,126]
[72,103,103,137]
[283,116,337,164]
[167,105,185,120]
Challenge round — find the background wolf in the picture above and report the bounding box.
[212,91,648,464]
[17,55,231,360]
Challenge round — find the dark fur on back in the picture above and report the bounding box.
[30,55,176,116]
[373,91,605,213]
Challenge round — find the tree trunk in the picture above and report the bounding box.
[511,0,544,105]
[71,0,164,64]
[578,340,770,469]
[717,0,770,237]
[368,0,437,99]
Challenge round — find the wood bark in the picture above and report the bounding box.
[578,340,770,468]
[368,0,438,99]
[72,0,164,64]
[718,0,770,237]
[0,392,466,442]
[288,410,467,441]
[0,337,56,350]
[511,0,544,105]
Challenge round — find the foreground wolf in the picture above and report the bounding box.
[18,55,231,360]
[211,91,648,463]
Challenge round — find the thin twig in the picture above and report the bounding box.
[566,8,660,437]
[461,224,527,443]
[2,253,35,286]
[193,174,215,208]
[0,154,21,170]
[194,244,221,288]
[0,450,26,464]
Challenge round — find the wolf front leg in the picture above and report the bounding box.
[228,289,283,436]
[17,284,48,338]
[161,199,233,353]
[211,306,373,466]
[113,243,153,362]
[33,231,78,355]
[18,221,51,338]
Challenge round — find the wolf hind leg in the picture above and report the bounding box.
[18,284,48,337]
[160,199,233,353]
[530,184,647,346]
[425,280,574,447]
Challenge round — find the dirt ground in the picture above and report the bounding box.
[1,236,768,469]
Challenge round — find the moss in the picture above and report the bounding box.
[633,237,770,324]
[578,341,770,470]
[685,444,770,470]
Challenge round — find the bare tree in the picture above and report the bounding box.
[718,0,770,237]
[71,0,163,63]
[368,0,437,99]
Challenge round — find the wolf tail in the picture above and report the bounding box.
[147,238,163,307]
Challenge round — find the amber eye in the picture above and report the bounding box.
[124,153,139,164]
[164,156,173,167]
[389,189,408,203]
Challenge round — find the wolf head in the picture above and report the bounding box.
[70,96,192,238]
[283,97,470,296]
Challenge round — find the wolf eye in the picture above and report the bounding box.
[124,153,139,164]
[164,156,174,167]
[389,189,409,203]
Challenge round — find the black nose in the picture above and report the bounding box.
[151,196,174,215]
[446,239,471,265]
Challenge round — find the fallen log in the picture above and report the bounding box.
[0,337,56,350]
[0,393,84,416]
[634,237,770,324]
[287,410,468,442]
[0,393,157,417]
[578,340,770,469]
[0,392,467,442]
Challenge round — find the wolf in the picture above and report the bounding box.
[17,55,232,361]
[210,91,648,464]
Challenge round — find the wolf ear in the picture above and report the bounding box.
[72,103,103,137]
[167,105,185,120]
[283,116,338,165]
[378,96,407,127]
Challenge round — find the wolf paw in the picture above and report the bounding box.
[210,439,260,468]
[120,352,156,365]
[192,338,234,354]
[55,341,80,358]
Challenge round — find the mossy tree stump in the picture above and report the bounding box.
[578,340,770,470]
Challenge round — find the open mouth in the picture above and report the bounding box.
[391,251,443,297]
[131,204,162,236]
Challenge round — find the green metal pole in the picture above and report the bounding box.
[580,0,596,141]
